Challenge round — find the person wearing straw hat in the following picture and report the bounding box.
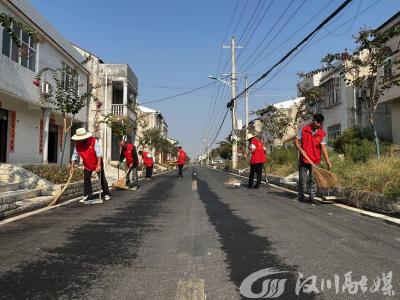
[247,133,267,189]
[294,114,332,204]
[70,128,111,204]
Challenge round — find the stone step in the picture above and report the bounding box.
[0,189,42,206]
[1,196,53,219]
[0,182,19,193]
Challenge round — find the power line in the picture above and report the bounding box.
[237,0,297,72]
[140,81,216,105]
[242,0,308,73]
[227,0,354,109]
[247,0,337,76]
[207,108,230,150]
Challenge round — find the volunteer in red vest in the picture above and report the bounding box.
[139,150,154,180]
[176,146,187,178]
[247,133,267,189]
[118,140,139,190]
[294,114,332,203]
[70,128,111,204]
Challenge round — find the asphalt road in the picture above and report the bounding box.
[0,167,399,300]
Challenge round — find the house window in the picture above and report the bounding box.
[1,26,37,72]
[61,62,79,92]
[323,77,341,106]
[383,57,392,80]
[328,124,341,141]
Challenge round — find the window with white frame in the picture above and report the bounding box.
[383,57,392,80]
[322,77,341,106]
[328,124,341,141]
[2,26,37,72]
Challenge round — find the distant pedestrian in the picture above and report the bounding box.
[294,114,332,204]
[139,150,154,180]
[70,128,111,204]
[176,146,187,178]
[118,140,139,190]
[247,134,267,189]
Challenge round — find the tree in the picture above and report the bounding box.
[256,105,293,144]
[102,114,133,141]
[138,128,163,153]
[34,56,102,165]
[295,86,323,124]
[323,25,400,158]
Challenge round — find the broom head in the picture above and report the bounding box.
[112,178,128,190]
[312,167,340,189]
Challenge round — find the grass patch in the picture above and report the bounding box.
[330,154,400,198]
[265,147,298,177]
[24,165,84,184]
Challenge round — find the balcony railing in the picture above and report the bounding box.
[110,104,136,121]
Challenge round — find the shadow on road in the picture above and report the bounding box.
[0,175,176,299]
[197,177,317,299]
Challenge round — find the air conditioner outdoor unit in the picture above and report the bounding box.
[40,82,52,95]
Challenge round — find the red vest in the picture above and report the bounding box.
[123,144,136,166]
[300,124,326,165]
[250,137,267,164]
[177,149,187,165]
[76,137,98,171]
[142,152,154,167]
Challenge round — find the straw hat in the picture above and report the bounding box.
[246,133,255,140]
[71,128,92,141]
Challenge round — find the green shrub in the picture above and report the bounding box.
[269,147,298,166]
[24,165,84,184]
[343,139,375,163]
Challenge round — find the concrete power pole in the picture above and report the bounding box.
[230,37,238,170]
[245,75,249,149]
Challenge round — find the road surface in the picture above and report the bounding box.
[0,167,399,299]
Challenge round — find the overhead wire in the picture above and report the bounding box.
[227,0,354,109]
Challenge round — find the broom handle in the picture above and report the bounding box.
[301,151,318,168]
[48,168,74,207]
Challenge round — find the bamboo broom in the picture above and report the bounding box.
[48,168,74,207]
[302,152,339,189]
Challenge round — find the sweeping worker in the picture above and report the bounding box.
[139,150,154,180]
[176,146,187,178]
[118,140,139,190]
[247,134,267,189]
[70,128,111,204]
[294,114,332,203]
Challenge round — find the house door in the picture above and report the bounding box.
[111,129,119,161]
[48,124,58,163]
[0,109,8,163]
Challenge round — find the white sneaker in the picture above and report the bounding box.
[80,196,89,203]
[90,198,104,204]
[104,194,111,201]
[130,186,138,191]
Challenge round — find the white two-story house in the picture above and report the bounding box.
[73,45,138,163]
[0,0,89,165]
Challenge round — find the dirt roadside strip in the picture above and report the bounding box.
[0,169,177,226]
[210,167,400,227]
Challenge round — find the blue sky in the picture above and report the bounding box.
[30,0,400,157]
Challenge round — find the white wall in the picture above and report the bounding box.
[0,1,87,164]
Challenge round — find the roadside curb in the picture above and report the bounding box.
[208,167,400,227]
[0,169,176,226]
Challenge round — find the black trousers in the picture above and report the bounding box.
[84,166,110,198]
[145,166,153,178]
[248,163,263,187]
[178,164,183,177]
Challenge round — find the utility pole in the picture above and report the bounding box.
[245,75,249,149]
[223,36,239,169]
